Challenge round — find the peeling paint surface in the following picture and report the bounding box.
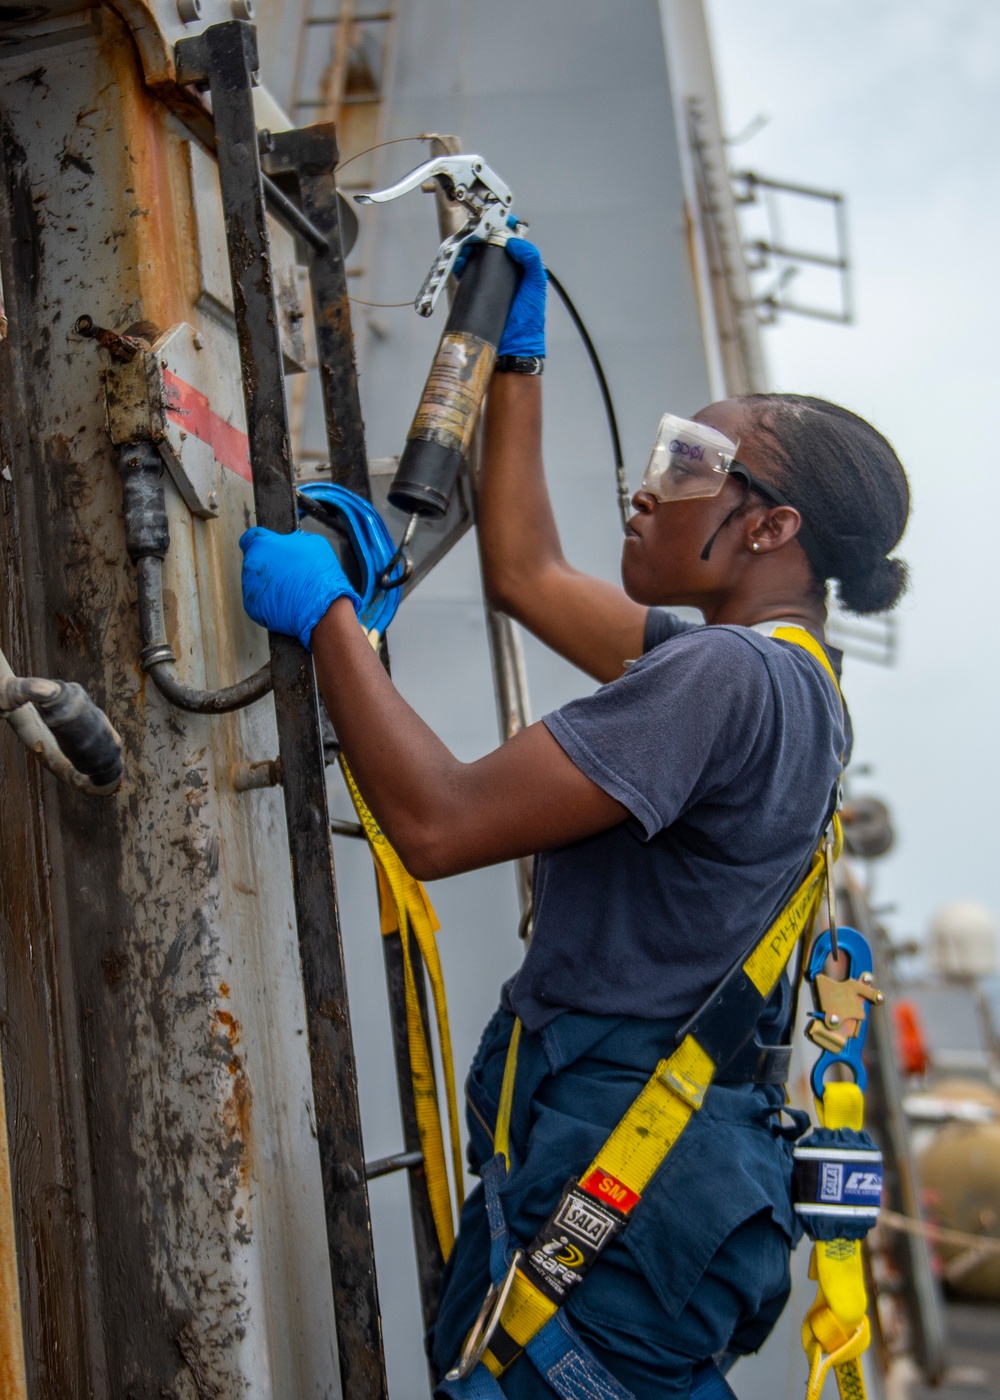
[0,12,338,1397]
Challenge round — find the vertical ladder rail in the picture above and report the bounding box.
[266,122,448,1338]
[0,1041,28,1400]
[175,24,389,1400]
[426,134,535,931]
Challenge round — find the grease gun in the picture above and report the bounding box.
[356,155,520,519]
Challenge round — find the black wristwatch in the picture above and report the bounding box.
[494,354,544,376]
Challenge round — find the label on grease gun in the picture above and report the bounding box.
[407,332,497,457]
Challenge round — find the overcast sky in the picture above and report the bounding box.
[703,1,1000,957]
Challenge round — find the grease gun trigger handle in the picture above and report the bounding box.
[416,230,475,318]
[414,207,510,317]
[355,154,515,316]
[355,154,512,211]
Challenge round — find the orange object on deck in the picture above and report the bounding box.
[893,999,931,1077]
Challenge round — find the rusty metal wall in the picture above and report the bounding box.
[0,8,339,1397]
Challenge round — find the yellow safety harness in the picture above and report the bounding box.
[340,754,465,1258]
[453,625,877,1396]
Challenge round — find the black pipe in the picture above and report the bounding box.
[364,1150,424,1181]
[261,171,329,254]
[388,240,520,518]
[118,442,272,714]
[135,557,272,713]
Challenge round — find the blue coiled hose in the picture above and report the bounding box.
[297,482,404,636]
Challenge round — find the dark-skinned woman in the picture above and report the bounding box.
[239,232,910,1399]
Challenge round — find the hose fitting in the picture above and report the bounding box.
[0,660,123,796]
[119,441,170,562]
[31,681,124,789]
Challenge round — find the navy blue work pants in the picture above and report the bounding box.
[429,1008,801,1399]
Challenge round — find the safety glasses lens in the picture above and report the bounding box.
[641,413,740,503]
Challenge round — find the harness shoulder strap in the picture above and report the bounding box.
[768,623,840,694]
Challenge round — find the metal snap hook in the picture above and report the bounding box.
[445,1249,523,1381]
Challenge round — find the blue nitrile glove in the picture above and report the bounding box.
[498,235,547,357]
[239,527,361,650]
[453,225,548,358]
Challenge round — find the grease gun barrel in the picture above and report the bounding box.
[356,155,519,519]
[390,240,519,517]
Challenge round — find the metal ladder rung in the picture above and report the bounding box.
[306,11,393,25]
[365,1150,423,1181]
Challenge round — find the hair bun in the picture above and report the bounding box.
[836,554,909,616]
[739,393,911,615]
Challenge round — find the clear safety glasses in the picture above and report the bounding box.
[640,412,795,516]
[640,413,744,503]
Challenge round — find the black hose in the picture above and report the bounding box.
[32,681,124,789]
[545,269,630,533]
[136,556,272,715]
[119,443,272,715]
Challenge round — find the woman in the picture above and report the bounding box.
[240,236,909,1397]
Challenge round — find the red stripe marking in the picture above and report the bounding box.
[163,369,252,483]
[580,1169,640,1215]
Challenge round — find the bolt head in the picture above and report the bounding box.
[828,1014,841,1027]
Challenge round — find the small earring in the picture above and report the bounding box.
[751,542,761,553]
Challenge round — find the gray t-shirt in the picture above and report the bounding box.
[509,612,849,1032]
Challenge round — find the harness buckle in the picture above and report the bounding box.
[445,1249,523,1381]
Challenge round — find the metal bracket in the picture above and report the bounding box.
[731,170,852,326]
[176,26,330,256]
[102,321,231,518]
